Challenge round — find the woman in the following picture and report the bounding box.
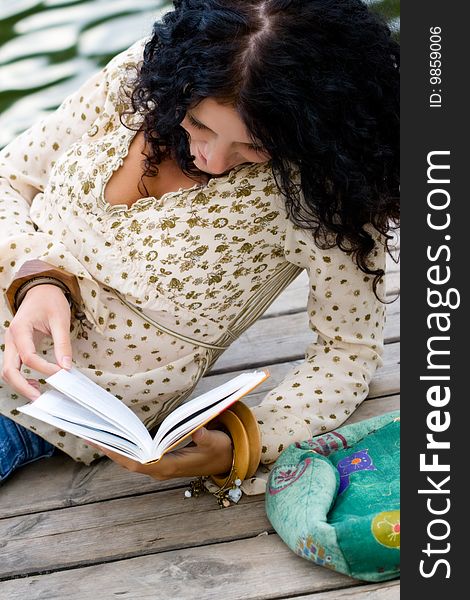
[0,0,399,498]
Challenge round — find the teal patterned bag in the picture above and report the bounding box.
[265,411,400,582]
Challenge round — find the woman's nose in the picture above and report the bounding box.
[204,140,233,175]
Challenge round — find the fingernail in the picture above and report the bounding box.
[62,356,72,369]
[31,390,41,400]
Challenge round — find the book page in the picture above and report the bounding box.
[18,367,269,465]
[45,368,152,453]
[150,370,269,461]
[19,398,147,461]
[24,390,149,449]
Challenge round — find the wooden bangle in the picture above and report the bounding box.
[229,401,262,478]
[210,409,250,488]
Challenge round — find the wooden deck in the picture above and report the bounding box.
[0,241,400,599]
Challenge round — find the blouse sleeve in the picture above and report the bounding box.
[242,221,386,494]
[0,40,144,330]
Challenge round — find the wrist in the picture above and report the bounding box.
[16,279,74,312]
[5,260,82,317]
[185,402,262,507]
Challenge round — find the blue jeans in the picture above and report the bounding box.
[0,414,56,482]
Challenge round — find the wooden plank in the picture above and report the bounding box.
[0,534,362,599]
[196,341,399,403]
[341,394,399,426]
[263,253,400,318]
[1,227,400,597]
[368,342,400,399]
[0,452,187,519]
[0,280,399,519]
[0,489,269,579]
[285,581,400,599]
[0,348,398,519]
[386,269,400,298]
[263,269,309,317]
[0,348,399,519]
[389,228,400,252]
[212,298,399,373]
[0,395,399,575]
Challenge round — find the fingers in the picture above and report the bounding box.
[27,379,41,393]
[1,330,40,400]
[191,426,209,448]
[158,446,208,478]
[12,322,61,377]
[88,429,232,480]
[49,315,73,369]
[151,428,233,478]
[89,444,148,475]
[1,285,74,400]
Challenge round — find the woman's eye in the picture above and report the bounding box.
[186,113,267,154]
[187,114,207,130]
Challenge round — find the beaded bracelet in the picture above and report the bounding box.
[185,409,250,508]
[185,451,242,508]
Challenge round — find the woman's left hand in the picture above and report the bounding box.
[87,426,233,480]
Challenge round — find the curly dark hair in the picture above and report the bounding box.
[125,0,400,295]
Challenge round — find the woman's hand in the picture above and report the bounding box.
[89,426,233,480]
[1,284,73,400]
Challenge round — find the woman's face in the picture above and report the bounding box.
[180,97,271,176]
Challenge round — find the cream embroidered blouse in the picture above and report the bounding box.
[0,39,385,495]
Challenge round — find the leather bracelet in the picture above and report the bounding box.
[14,277,74,312]
[5,259,82,317]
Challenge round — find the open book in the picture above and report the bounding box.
[18,367,269,464]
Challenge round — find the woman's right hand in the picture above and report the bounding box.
[1,284,73,401]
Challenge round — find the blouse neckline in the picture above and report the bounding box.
[97,125,251,215]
